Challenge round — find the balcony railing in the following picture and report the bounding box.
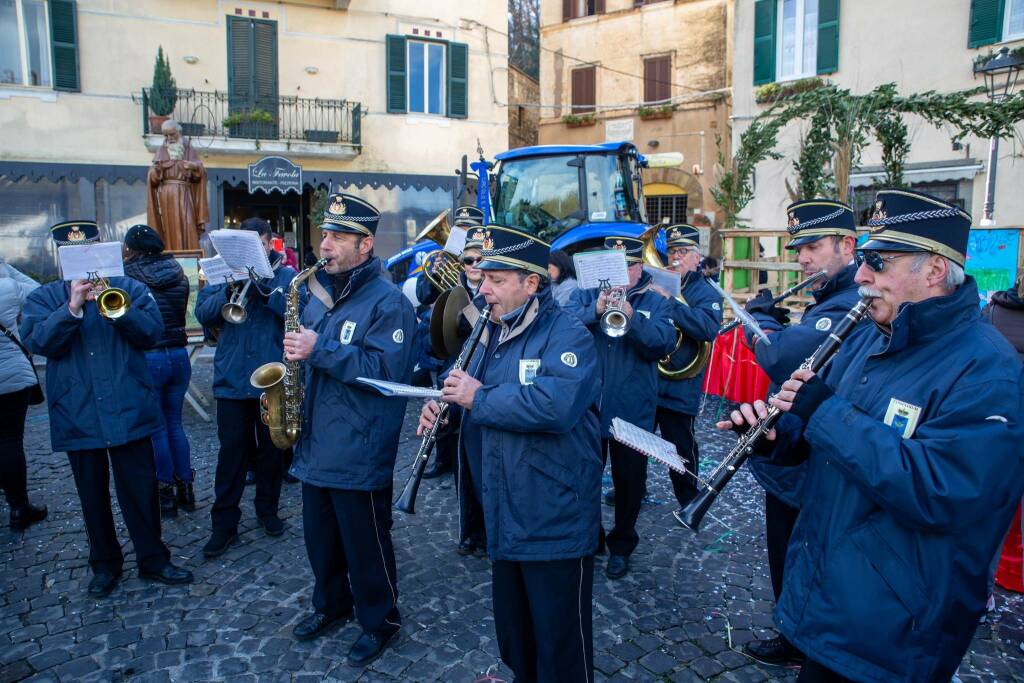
[140,88,361,146]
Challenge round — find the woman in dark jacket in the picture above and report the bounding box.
[983,273,1024,362]
[124,224,195,518]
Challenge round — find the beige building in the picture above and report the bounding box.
[0,0,508,278]
[732,0,1024,232]
[538,0,733,229]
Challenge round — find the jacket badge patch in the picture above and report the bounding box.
[712,302,721,310]
[815,317,832,331]
[392,329,404,343]
[884,398,921,439]
[519,359,541,385]
[560,352,577,367]
[340,320,357,345]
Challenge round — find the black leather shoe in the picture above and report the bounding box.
[603,489,615,506]
[347,627,399,667]
[140,563,194,585]
[456,538,476,556]
[203,530,239,558]
[174,472,196,512]
[159,483,178,519]
[743,636,804,665]
[605,554,629,580]
[292,610,352,642]
[9,503,48,531]
[259,516,286,537]
[421,460,451,480]
[87,572,120,597]
[473,543,489,560]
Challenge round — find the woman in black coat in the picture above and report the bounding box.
[124,225,195,518]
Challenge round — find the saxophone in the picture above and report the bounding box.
[250,258,328,450]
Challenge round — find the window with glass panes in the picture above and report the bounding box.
[777,0,818,81]
[407,40,445,116]
[1006,0,1024,41]
[645,194,687,226]
[0,0,51,87]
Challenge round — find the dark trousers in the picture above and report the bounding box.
[603,438,648,557]
[654,407,699,508]
[765,491,800,601]
[211,398,284,532]
[0,387,32,509]
[302,483,401,635]
[67,438,170,575]
[492,556,594,683]
[798,659,854,683]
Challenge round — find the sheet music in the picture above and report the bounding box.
[444,226,468,255]
[355,377,442,399]
[58,243,125,281]
[209,230,274,279]
[573,250,630,290]
[644,264,682,297]
[611,417,690,475]
[199,256,248,283]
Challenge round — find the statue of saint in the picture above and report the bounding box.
[146,119,209,252]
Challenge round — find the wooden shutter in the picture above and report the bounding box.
[969,0,1006,48]
[386,34,407,113]
[448,41,469,119]
[644,56,670,103]
[563,0,573,21]
[571,66,595,113]
[49,0,79,91]
[252,20,278,115]
[753,0,776,86]
[227,16,252,106]
[816,0,840,74]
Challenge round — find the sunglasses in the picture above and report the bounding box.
[461,256,482,266]
[855,251,906,273]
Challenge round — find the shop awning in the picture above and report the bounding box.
[849,159,984,188]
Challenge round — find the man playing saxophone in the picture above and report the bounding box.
[195,218,296,556]
[282,193,417,668]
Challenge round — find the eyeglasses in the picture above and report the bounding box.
[855,251,906,273]
[461,256,482,266]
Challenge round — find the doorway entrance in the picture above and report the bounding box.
[222,183,312,261]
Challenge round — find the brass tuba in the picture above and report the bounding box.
[639,226,713,380]
[416,209,464,291]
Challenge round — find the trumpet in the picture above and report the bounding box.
[600,286,630,337]
[221,278,253,324]
[86,271,130,319]
[676,297,873,532]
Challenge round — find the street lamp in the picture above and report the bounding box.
[975,46,1024,225]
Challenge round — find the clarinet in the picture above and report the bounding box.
[395,305,492,514]
[677,296,873,531]
[718,270,828,336]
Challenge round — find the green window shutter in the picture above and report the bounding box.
[447,42,468,119]
[49,0,79,91]
[969,0,1006,48]
[252,19,279,110]
[753,0,776,86]
[227,16,252,105]
[386,34,407,113]
[816,0,840,74]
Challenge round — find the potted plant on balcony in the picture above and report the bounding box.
[223,108,276,139]
[148,46,177,134]
[561,113,597,128]
[639,103,675,120]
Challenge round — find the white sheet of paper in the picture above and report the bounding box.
[209,230,274,279]
[355,377,443,399]
[644,265,682,297]
[199,256,248,283]
[58,243,125,281]
[444,226,468,255]
[610,417,690,475]
[574,250,630,290]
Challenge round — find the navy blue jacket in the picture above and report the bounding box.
[124,253,189,349]
[656,272,722,416]
[747,263,861,508]
[462,288,603,561]
[21,277,165,452]
[290,257,418,490]
[565,272,677,435]
[195,253,296,400]
[765,278,1024,683]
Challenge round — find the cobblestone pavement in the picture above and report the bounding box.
[2,359,1023,682]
